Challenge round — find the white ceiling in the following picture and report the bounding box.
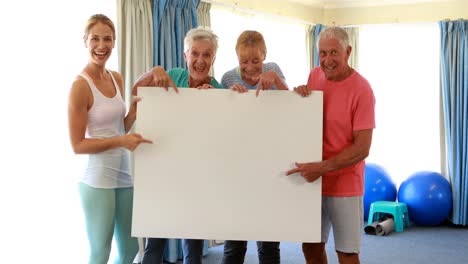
[288,0,453,9]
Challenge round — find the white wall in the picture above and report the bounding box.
[216,0,468,25]
[325,0,468,25]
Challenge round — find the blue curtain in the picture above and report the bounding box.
[153,0,200,70]
[313,24,326,67]
[151,2,204,260]
[439,19,468,226]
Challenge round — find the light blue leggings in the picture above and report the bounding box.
[79,183,139,264]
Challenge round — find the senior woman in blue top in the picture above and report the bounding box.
[132,27,223,264]
[221,30,288,264]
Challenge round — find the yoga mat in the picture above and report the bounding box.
[364,221,380,235]
[376,218,395,236]
[364,216,395,236]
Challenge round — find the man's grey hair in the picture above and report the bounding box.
[318,26,350,50]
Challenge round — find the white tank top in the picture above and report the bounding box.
[79,70,132,188]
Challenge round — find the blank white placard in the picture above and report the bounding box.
[132,87,323,243]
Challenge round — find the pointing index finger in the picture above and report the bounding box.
[169,79,179,93]
[286,167,301,176]
[255,82,263,97]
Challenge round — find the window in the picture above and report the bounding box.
[210,6,310,88]
[359,23,441,186]
[2,1,117,262]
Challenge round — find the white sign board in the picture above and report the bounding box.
[133,88,323,242]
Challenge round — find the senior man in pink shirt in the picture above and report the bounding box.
[287,26,376,264]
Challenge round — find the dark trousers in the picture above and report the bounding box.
[142,238,204,264]
[222,240,280,264]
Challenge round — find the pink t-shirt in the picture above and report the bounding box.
[308,67,375,196]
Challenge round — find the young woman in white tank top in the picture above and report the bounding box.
[67,14,152,264]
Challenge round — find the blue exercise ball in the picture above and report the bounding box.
[398,171,452,226]
[363,163,397,219]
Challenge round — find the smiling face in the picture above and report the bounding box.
[235,31,267,85]
[238,45,265,85]
[318,37,352,81]
[84,22,115,67]
[184,39,215,82]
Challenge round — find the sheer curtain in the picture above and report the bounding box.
[116,1,154,262]
[117,0,153,103]
[197,1,215,77]
[197,1,211,27]
[439,19,468,226]
[344,27,359,69]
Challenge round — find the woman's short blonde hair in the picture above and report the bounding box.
[235,30,267,58]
